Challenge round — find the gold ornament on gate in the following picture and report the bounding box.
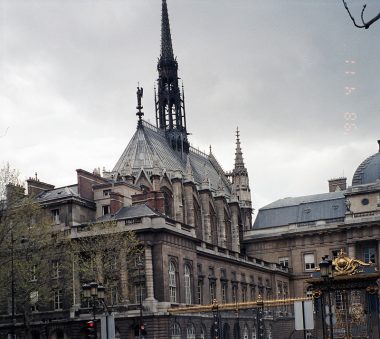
[332,249,370,276]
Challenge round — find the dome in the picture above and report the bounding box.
[352,140,380,186]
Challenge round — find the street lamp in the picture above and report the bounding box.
[319,256,335,339]
[256,294,265,339]
[212,299,220,339]
[82,281,106,338]
[136,257,145,339]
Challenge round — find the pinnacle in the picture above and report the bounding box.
[234,127,245,170]
[160,0,175,62]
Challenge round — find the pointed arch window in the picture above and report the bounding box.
[161,187,174,218]
[184,264,192,304]
[243,325,249,339]
[171,323,181,339]
[186,324,195,339]
[169,261,177,303]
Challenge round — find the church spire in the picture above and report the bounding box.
[234,127,246,171]
[160,0,174,62]
[155,0,189,155]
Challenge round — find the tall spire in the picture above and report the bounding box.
[234,127,246,171]
[155,0,189,155]
[160,0,174,62]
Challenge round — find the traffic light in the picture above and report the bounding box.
[85,320,96,338]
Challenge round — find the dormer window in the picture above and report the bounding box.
[103,189,111,196]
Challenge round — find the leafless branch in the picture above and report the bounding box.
[342,0,380,29]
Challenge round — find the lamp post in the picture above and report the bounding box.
[136,257,145,339]
[319,256,335,339]
[82,282,106,338]
[256,294,265,339]
[212,299,220,339]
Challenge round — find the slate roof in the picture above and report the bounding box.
[113,121,231,194]
[98,204,160,221]
[253,191,346,229]
[37,185,79,202]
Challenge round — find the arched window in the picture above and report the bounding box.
[169,261,177,303]
[184,264,192,304]
[200,325,205,339]
[243,324,249,339]
[161,187,174,218]
[171,323,181,339]
[186,323,196,339]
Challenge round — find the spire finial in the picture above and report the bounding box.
[160,0,174,62]
[136,85,144,126]
[234,127,245,170]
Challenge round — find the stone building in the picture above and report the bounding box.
[245,140,380,298]
[0,1,291,338]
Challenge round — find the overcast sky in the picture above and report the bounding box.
[1,0,380,214]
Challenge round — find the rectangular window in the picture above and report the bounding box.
[110,285,119,305]
[52,260,61,279]
[364,247,376,264]
[102,205,110,216]
[103,189,111,196]
[52,209,60,224]
[221,284,227,304]
[197,280,203,304]
[279,257,289,268]
[250,286,256,301]
[232,285,238,303]
[332,250,340,259]
[304,253,315,271]
[30,264,37,282]
[134,283,146,304]
[242,286,247,302]
[209,281,216,303]
[30,291,38,311]
[54,289,63,310]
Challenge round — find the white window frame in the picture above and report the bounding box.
[171,323,181,339]
[364,247,376,264]
[304,253,316,271]
[52,260,61,279]
[54,289,63,310]
[169,261,177,303]
[186,324,195,339]
[52,209,60,224]
[279,257,289,268]
[184,265,192,304]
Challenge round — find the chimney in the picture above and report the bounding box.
[110,192,123,214]
[77,169,109,201]
[328,177,347,192]
[27,177,55,197]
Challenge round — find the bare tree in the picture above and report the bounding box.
[342,0,380,29]
[0,164,54,336]
[70,220,143,307]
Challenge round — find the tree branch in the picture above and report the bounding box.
[342,0,380,29]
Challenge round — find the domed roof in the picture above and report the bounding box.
[352,140,380,186]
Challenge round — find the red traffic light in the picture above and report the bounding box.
[87,321,95,328]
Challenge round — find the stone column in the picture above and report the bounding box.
[347,242,356,258]
[143,243,157,312]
